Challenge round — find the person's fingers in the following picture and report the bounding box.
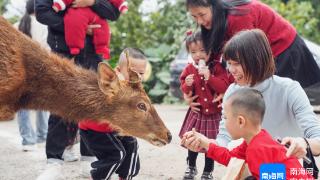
[88,24,101,29]
[183,131,194,139]
[190,138,200,148]
[281,137,292,145]
[286,141,296,157]
[290,144,300,157]
[190,102,200,107]
[295,150,307,159]
[190,106,200,113]
[192,128,196,134]
[213,93,224,103]
[71,0,78,7]
[181,137,189,146]
[181,138,186,145]
[184,136,196,147]
[191,95,199,101]
[193,140,200,151]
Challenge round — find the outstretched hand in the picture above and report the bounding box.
[181,128,212,152]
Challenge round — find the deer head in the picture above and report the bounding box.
[97,59,172,146]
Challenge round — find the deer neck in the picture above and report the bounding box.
[22,51,116,122]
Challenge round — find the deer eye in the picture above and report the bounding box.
[137,103,147,111]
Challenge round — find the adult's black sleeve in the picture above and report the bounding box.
[91,0,120,21]
[35,0,65,32]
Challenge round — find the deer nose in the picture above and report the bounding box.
[167,131,172,143]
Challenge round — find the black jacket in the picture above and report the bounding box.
[35,0,120,54]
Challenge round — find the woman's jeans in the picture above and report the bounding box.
[17,110,49,145]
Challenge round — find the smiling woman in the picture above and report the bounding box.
[216,29,320,179]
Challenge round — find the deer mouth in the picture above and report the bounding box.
[146,132,171,146]
[150,138,168,147]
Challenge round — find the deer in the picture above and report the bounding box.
[0,16,171,146]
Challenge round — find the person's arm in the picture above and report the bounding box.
[207,141,247,166]
[91,0,120,20]
[287,81,320,156]
[181,128,246,166]
[35,0,65,32]
[207,63,229,93]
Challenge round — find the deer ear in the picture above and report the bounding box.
[97,62,121,96]
[128,68,141,82]
[128,68,142,88]
[124,50,142,88]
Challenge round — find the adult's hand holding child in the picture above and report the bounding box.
[72,0,95,8]
[86,24,101,35]
[281,137,307,158]
[184,92,201,113]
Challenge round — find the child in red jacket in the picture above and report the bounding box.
[79,47,147,180]
[182,88,314,180]
[179,31,230,180]
[52,0,128,59]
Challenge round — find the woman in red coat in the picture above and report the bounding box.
[185,0,320,88]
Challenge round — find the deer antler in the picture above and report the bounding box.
[125,50,142,84]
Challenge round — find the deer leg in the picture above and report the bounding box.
[0,105,15,121]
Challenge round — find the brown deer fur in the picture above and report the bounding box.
[0,16,171,146]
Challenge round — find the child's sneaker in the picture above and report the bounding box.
[183,166,197,180]
[201,171,213,180]
[62,146,79,162]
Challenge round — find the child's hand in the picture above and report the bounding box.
[52,6,59,12]
[185,74,194,86]
[191,128,210,150]
[181,128,210,151]
[181,130,201,152]
[198,66,210,80]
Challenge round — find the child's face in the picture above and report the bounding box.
[119,57,147,81]
[223,100,242,140]
[188,41,209,64]
[226,59,249,86]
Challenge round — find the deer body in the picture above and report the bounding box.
[0,16,171,146]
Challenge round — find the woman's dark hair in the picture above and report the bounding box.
[223,29,275,86]
[185,31,203,52]
[186,0,251,55]
[18,0,35,37]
